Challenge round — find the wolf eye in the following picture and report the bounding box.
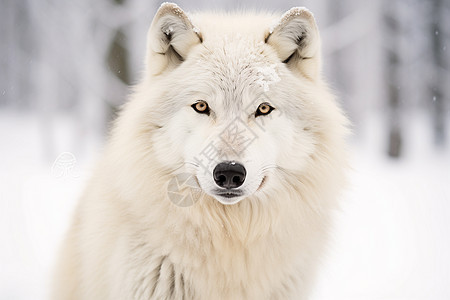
[191,100,210,115]
[255,103,274,117]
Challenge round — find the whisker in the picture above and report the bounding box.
[184,161,200,168]
[259,164,279,173]
[171,164,185,173]
[274,165,292,175]
[169,161,199,174]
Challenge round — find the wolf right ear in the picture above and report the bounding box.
[266,7,321,80]
[146,3,202,76]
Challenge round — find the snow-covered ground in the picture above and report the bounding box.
[1,110,449,299]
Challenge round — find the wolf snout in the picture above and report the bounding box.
[213,161,246,189]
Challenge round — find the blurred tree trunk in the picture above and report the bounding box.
[106,0,131,120]
[327,0,351,112]
[107,28,130,118]
[430,0,447,146]
[384,2,402,158]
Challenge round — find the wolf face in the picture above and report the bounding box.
[140,4,336,205]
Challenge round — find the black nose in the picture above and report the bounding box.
[213,161,246,189]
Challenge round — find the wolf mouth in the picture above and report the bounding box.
[212,175,267,199]
[214,190,243,198]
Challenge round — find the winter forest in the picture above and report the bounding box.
[1,0,449,299]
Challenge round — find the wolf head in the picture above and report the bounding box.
[114,3,348,207]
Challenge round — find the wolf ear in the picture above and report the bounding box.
[266,7,321,80]
[146,3,202,75]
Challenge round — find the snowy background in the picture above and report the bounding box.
[1,0,449,299]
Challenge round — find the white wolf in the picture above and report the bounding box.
[53,3,349,299]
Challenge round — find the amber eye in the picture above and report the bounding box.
[191,100,210,115]
[255,102,274,117]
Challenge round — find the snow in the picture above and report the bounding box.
[0,111,99,299]
[160,2,185,17]
[255,64,281,92]
[312,113,450,299]
[269,7,313,34]
[164,26,174,36]
[312,149,450,300]
[1,110,449,299]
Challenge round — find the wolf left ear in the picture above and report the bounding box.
[266,7,321,80]
[146,3,202,76]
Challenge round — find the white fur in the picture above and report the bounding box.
[53,3,349,300]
